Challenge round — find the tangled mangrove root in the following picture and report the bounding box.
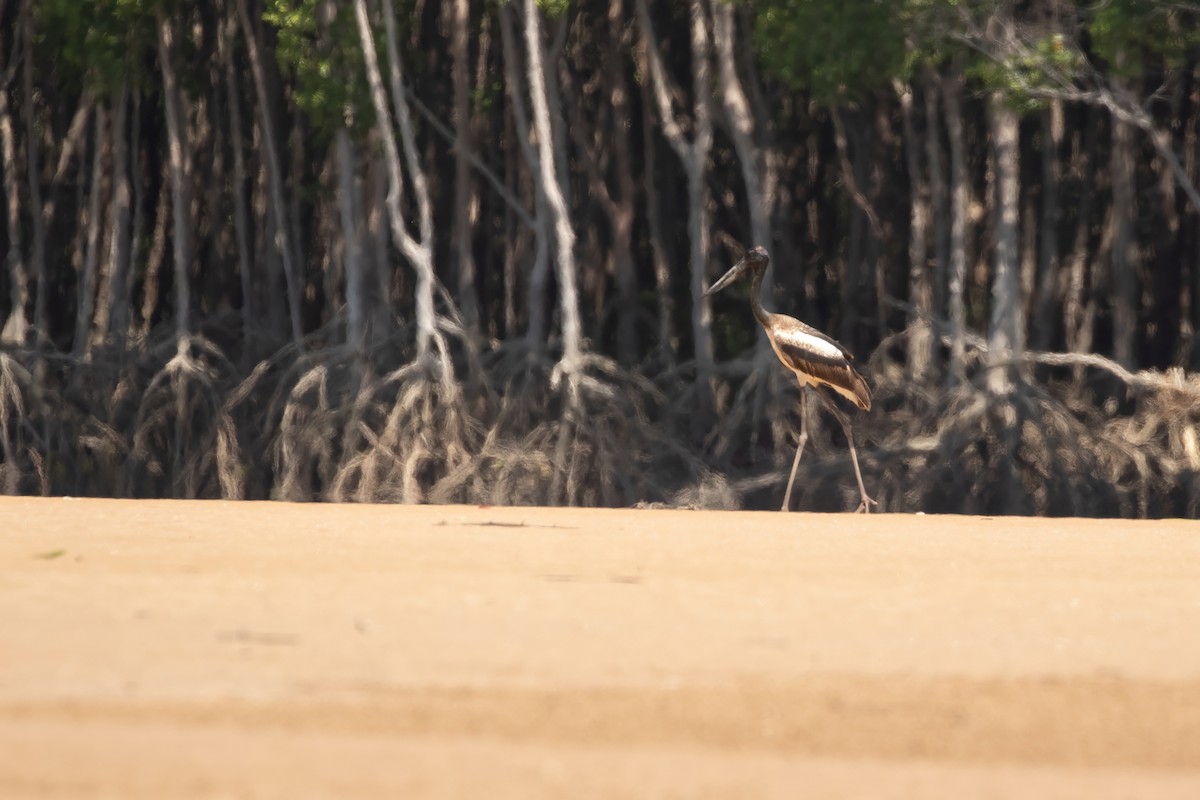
[707,349,797,469]
[666,471,741,510]
[328,357,479,503]
[125,334,245,499]
[0,352,48,495]
[429,345,708,507]
[1,318,1197,517]
[698,327,1200,517]
[272,359,340,501]
[870,381,1137,516]
[855,344,1200,517]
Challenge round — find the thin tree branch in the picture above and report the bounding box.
[830,107,885,241]
[404,88,535,230]
[948,21,1200,215]
[635,0,688,161]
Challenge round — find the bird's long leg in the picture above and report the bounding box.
[781,387,809,512]
[814,389,877,513]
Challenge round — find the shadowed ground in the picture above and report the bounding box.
[2,498,1198,798]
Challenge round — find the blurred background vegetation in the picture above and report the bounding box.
[1,0,1199,516]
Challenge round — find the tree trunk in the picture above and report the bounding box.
[801,128,822,323]
[545,15,571,211]
[223,35,253,344]
[986,95,1022,396]
[157,9,191,337]
[0,20,27,344]
[22,1,47,345]
[1151,127,1182,366]
[898,80,931,382]
[235,0,303,347]
[37,95,92,235]
[365,130,392,341]
[1065,107,1100,355]
[125,89,144,347]
[499,3,550,357]
[635,38,675,358]
[1074,206,1113,369]
[1191,66,1200,367]
[604,0,638,365]
[560,0,640,365]
[944,64,969,385]
[523,0,582,378]
[139,162,171,341]
[1033,99,1063,352]
[98,84,132,351]
[686,0,715,421]
[831,107,882,348]
[287,106,306,300]
[1110,90,1138,369]
[637,0,714,422]
[74,107,107,356]
[353,0,441,364]
[924,66,948,370]
[336,127,365,354]
[318,162,338,331]
[450,0,480,336]
[1020,181,1037,361]
[869,97,891,342]
[713,3,775,316]
[500,89,519,339]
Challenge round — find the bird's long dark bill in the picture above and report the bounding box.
[703,260,745,297]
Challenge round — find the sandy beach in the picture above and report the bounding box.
[2,497,1198,798]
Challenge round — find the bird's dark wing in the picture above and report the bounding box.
[770,317,872,411]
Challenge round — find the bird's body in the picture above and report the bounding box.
[763,313,871,411]
[705,246,876,513]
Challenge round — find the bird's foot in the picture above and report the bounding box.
[854,495,879,514]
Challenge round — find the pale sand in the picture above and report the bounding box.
[2,497,1198,798]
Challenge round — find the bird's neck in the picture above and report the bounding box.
[749,265,770,328]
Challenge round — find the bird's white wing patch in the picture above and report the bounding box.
[774,327,845,362]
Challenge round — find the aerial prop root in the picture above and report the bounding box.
[491,353,709,507]
[0,352,47,495]
[327,347,478,504]
[125,333,242,498]
[877,376,1185,516]
[706,353,808,468]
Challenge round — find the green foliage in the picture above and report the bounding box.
[496,0,569,22]
[897,0,971,74]
[473,77,504,117]
[264,0,373,139]
[34,0,159,94]
[753,0,907,101]
[964,1,1200,111]
[1086,0,1200,77]
[968,33,1084,113]
[537,0,571,18]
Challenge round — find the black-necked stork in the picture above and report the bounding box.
[704,246,876,513]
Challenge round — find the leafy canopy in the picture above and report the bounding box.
[1086,0,1200,77]
[753,0,907,101]
[264,0,374,139]
[34,0,160,95]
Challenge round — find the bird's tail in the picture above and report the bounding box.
[847,367,872,412]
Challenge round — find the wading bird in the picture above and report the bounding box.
[704,246,876,513]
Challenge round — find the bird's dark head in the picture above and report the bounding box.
[703,245,769,298]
